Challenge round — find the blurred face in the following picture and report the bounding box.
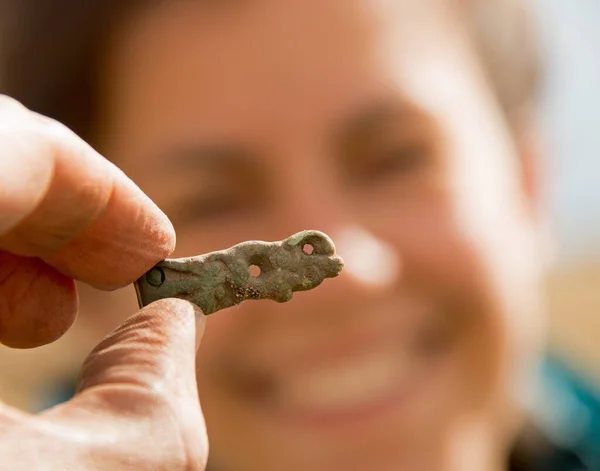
[89,0,545,470]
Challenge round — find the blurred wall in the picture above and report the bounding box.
[534,0,600,262]
[533,0,600,384]
[548,263,600,384]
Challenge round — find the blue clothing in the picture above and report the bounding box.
[528,356,600,470]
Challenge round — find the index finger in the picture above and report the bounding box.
[0,96,175,289]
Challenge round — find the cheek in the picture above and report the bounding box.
[197,308,249,360]
[195,304,264,398]
[369,192,531,397]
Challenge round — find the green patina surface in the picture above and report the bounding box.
[134,230,344,315]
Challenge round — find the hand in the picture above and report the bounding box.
[0,298,208,471]
[0,94,175,348]
[0,95,208,470]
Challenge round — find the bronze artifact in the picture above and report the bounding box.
[134,230,344,314]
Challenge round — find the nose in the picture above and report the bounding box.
[270,158,345,240]
[252,176,402,349]
[269,155,401,305]
[333,225,401,290]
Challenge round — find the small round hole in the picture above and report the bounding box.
[303,244,314,255]
[146,267,165,287]
[249,264,261,277]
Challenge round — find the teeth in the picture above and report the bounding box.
[278,352,410,410]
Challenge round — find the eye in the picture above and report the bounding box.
[171,193,249,225]
[146,267,165,287]
[343,132,434,186]
[191,195,246,219]
[364,142,430,180]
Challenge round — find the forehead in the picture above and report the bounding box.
[101,0,488,150]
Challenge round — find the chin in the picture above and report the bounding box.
[205,352,475,471]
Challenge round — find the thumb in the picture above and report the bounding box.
[76,297,205,403]
[40,299,208,471]
[0,300,208,471]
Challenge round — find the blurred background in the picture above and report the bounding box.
[535,0,600,262]
[0,0,598,412]
[531,0,600,387]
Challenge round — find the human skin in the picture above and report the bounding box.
[0,95,208,470]
[79,0,546,470]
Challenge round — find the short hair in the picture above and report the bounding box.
[460,0,543,122]
[0,0,542,142]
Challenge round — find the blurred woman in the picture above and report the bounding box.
[0,0,596,470]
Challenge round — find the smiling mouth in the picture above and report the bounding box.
[228,316,456,426]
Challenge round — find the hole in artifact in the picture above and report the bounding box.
[303,244,314,255]
[146,267,165,287]
[249,265,261,277]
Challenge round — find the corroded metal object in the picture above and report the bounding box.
[134,230,344,314]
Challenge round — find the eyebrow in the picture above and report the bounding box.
[151,99,432,173]
[334,98,431,144]
[155,144,256,173]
